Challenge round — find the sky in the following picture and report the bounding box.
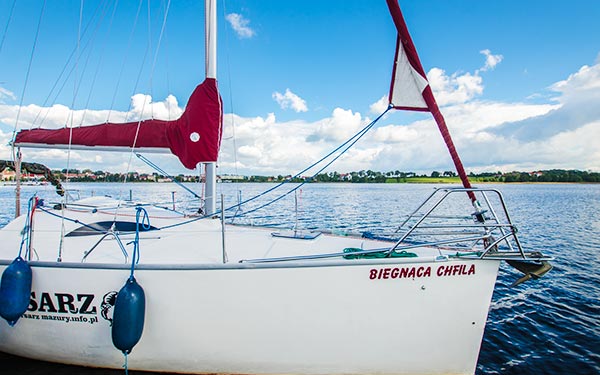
[0,0,599,177]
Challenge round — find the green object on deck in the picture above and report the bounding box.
[343,248,417,259]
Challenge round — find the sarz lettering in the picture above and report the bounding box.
[28,292,97,314]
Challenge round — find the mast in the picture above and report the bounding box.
[204,0,217,215]
[15,148,21,218]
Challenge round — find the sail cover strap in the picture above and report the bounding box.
[386,0,476,202]
[14,78,223,170]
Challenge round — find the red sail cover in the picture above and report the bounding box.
[386,0,475,202]
[15,78,222,170]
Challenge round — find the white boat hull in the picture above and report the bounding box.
[0,257,499,375]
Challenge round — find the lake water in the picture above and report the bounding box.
[1,182,599,374]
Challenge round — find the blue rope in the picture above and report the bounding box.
[24,198,33,258]
[37,198,209,234]
[135,106,392,222]
[156,214,205,230]
[123,352,129,375]
[227,106,392,216]
[17,196,37,259]
[129,207,149,279]
[38,205,107,233]
[230,105,393,217]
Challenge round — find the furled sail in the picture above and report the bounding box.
[386,0,476,203]
[14,78,222,170]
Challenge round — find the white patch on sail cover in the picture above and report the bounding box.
[190,132,201,142]
[390,45,429,109]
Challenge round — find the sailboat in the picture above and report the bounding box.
[0,1,551,374]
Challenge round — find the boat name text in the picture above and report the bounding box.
[369,264,475,280]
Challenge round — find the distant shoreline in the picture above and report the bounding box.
[3,168,597,184]
[3,180,597,185]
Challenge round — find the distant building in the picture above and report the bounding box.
[1,167,46,182]
[220,174,246,182]
[1,168,16,181]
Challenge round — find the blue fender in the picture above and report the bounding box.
[0,257,33,326]
[111,276,145,354]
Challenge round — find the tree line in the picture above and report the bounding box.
[26,168,600,183]
[217,169,600,183]
[299,169,600,183]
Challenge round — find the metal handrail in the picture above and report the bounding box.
[390,187,525,257]
[242,187,530,264]
[82,231,129,263]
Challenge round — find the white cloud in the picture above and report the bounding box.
[272,89,308,113]
[479,49,503,72]
[2,59,599,176]
[0,87,16,103]
[126,93,182,122]
[491,62,600,142]
[217,59,600,175]
[0,93,186,173]
[219,112,323,173]
[550,63,600,100]
[370,95,389,114]
[372,124,419,143]
[225,13,255,39]
[0,93,183,132]
[420,49,504,106]
[306,108,365,143]
[427,67,483,106]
